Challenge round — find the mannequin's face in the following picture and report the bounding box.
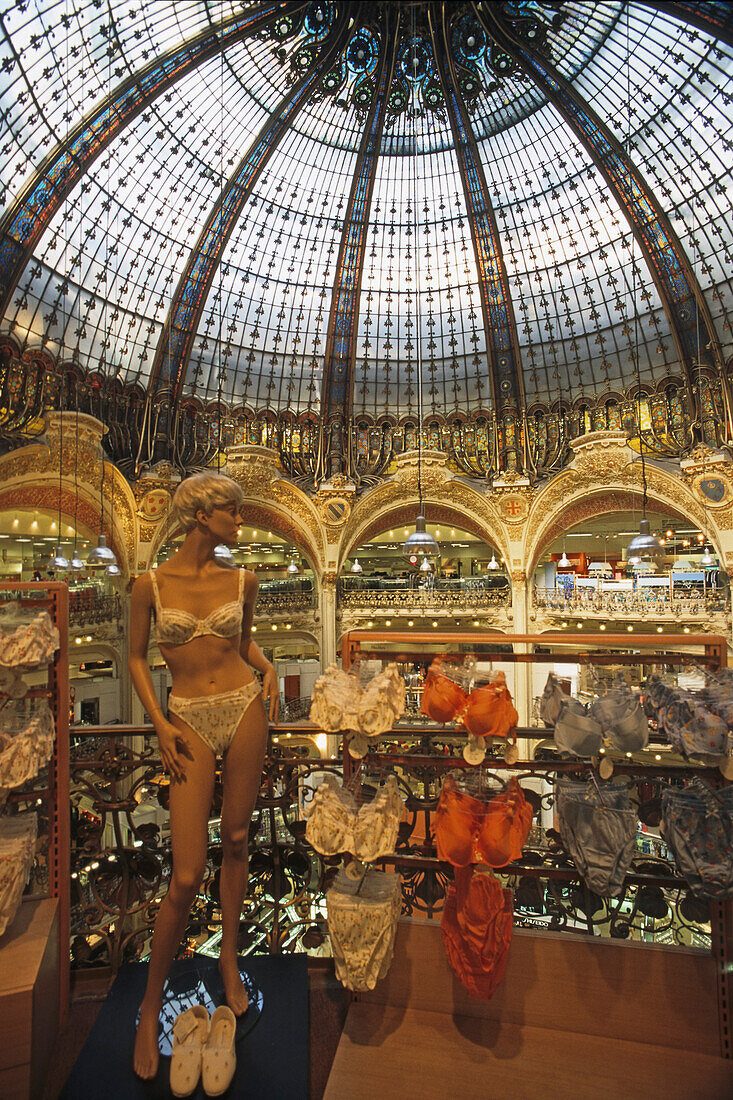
[197,501,243,545]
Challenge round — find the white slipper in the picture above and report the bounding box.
[170,1004,209,1098]
[202,1005,237,1097]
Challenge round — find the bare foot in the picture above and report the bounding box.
[218,956,249,1015]
[133,1003,160,1080]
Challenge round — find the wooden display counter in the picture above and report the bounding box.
[0,898,60,1099]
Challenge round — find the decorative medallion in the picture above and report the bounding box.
[688,471,732,509]
[498,493,529,522]
[137,488,172,522]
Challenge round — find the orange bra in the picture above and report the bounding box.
[421,663,518,741]
[434,775,532,868]
[150,568,244,647]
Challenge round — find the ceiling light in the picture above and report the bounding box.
[287,557,300,575]
[408,620,414,627]
[213,543,237,568]
[385,620,391,626]
[50,546,70,571]
[599,624,606,631]
[87,534,117,569]
[350,558,363,573]
[558,551,571,569]
[486,553,500,571]
[626,519,662,564]
[402,514,440,563]
[700,546,715,567]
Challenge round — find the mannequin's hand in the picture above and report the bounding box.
[262,666,280,723]
[156,720,190,781]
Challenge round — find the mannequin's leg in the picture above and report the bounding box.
[133,726,215,1079]
[218,696,268,1013]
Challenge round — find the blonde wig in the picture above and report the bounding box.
[171,472,245,533]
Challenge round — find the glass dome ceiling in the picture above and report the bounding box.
[0,0,731,430]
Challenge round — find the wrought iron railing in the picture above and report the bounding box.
[255,590,317,614]
[69,590,123,627]
[339,580,511,611]
[533,586,730,617]
[62,723,720,978]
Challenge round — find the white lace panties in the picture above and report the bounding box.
[0,700,55,803]
[326,867,402,991]
[0,608,60,670]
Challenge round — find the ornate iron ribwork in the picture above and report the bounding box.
[0,3,299,314]
[477,3,731,431]
[61,723,719,977]
[148,13,353,401]
[317,7,401,481]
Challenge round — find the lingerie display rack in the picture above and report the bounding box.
[0,581,70,1025]
[338,630,733,1059]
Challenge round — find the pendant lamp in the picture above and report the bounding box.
[485,553,500,571]
[401,39,439,573]
[70,549,85,571]
[419,556,433,574]
[214,543,237,568]
[626,518,662,565]
[50,546,70,571]
[287,557,300,575]
[88,446,118,568]
[558,551,571,569]
[700,546,715,568]
[350,557,363,574]
[87,533,116,567]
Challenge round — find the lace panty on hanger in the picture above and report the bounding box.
[326,867,402,991]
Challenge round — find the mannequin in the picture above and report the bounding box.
[129,472,279,1080]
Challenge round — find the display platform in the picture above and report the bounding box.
[61,953,308,1099]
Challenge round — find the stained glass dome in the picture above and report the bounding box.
[0,1,731,479]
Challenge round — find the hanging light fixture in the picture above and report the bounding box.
[51,398,69,572]
[485,552,500,571]
[350,557,363,574]
[419,557,433,574]
[87,451,118,568]
[623,20,661,569]
[287,556,300,575]
[700,546,715,568]
[402,57,439,572]
[558,551,571,570]
[214,542,237,568]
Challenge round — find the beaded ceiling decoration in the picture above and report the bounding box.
[0,0,731,435]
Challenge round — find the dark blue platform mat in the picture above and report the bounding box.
[61,953,309,1099]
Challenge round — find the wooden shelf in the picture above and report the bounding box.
[0,898,60,1099]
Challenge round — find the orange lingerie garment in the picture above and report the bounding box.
[463,679,518,741]
[441,865,513,1000]
[421,663,518,741]
[434,775,533,868]
[421,662,467,724]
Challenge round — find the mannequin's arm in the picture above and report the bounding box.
[129,574,187,779]
[240,572,279,721]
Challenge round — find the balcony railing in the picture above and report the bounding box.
[533,587,730,618]
[339,578,511,611]
[55,722,719,978]
[256,590,316,614]
[68,590,123,627]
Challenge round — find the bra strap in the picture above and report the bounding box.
[149,570,163,613]
[238,567,245,601]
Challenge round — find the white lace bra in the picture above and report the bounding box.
[150,569,245,647]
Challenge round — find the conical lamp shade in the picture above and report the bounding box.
[558,551,571,569]
[486,553,500,571]
[213,543,237,568]
[700,546,715,567]
[287,557,300,575]
[626,518,662,563]
[50,546,69,571]
[402,514,440,561]
[87,534,117,568]
[350,558,363,574]
[70,550,85,571]
[105,563,121,577]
